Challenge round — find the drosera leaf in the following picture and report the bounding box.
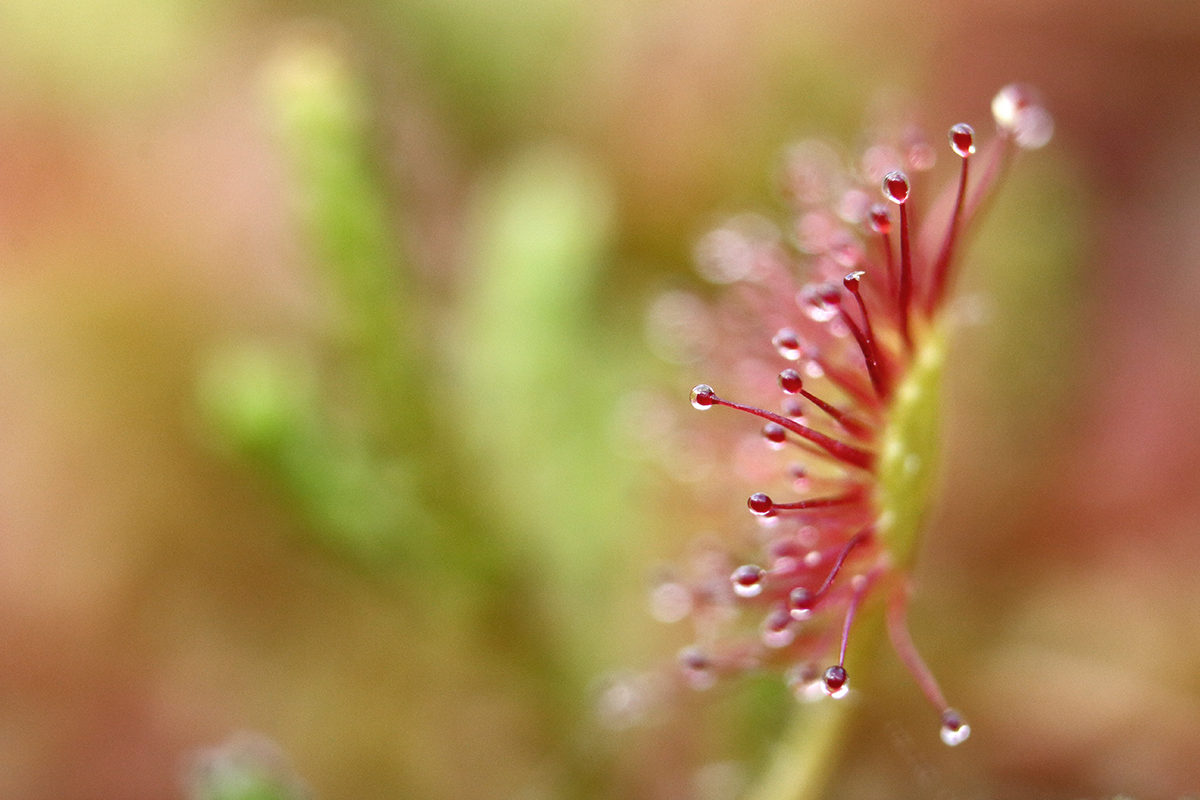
[876,320,947,570]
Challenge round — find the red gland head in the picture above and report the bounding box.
[689,384,716,410]
[747,493,774,516]
[778,369,804,395]
[949,123,975,157]
[772,328,802,361]
[762,422,788,449]
[822,665,849,698]
[731,564,766,597]
[868,203,891,234]
[883,171,910,204]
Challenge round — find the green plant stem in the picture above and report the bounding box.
[743,696,852,800]
[744,609,884,800]
[746,325,948,800]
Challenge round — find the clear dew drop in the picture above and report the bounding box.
[730,564,766,597]
[822,665,849,698]
[940,709,971,746]
[772,328,802,361]
[883,171,910,204]
[690,384,717,410]
[949,123,976,157]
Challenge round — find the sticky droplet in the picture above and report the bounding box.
[949,123,975,157]
[940,709,971,746]
[788,586,813,619]
[772,328,802,361]
[822,665,849,698]
[778,369,803,395]
[731,564,766,598]
[678,647,717,691]
[883,171,910,205]
[992,84,1054,149]
[798,283,842,322]
[690,384,717,410]
[868,203,891,234]
[762,422,788,450]
[747,493,774,516]
[761,606,795,648]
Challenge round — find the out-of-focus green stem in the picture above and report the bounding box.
[263,39,425,441]
[743,698,853,800]
[458,146,643,674]
[748,325,947,800]
[196,39,443,564]
[744,611,883,800]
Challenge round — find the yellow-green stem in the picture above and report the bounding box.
[745,323,948,800]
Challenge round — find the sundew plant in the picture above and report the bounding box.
[655,86,1053,799]
[9,0,1200,795]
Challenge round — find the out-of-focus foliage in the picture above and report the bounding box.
[1,0,1199,799]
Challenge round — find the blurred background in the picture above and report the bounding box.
[0,0,1199,798]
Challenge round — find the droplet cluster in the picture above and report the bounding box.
[652,85,1052,745]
